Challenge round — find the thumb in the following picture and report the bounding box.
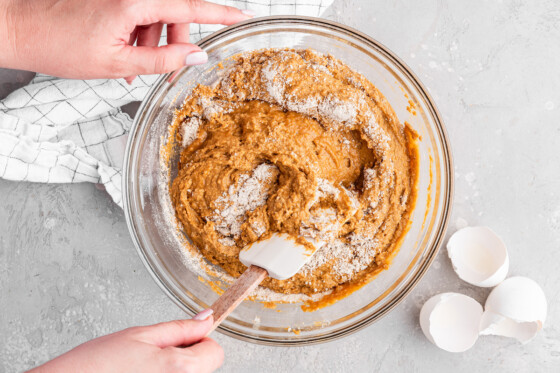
[142,316,214,348]
[120,43,208,76]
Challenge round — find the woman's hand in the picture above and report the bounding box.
[30,315,223,373]
[0,0,253,81]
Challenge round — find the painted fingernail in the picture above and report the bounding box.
[241,9,256,17]
[193,308,214,321]
[185,51,208,66]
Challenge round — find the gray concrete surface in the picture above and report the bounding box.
[2,0,560,371]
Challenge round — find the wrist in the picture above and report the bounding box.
[0,0,41,71]
[0,0,19,69]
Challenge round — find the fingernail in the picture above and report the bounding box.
[193,308,213,321]
[185,51,208,66]
[241,9,256,17]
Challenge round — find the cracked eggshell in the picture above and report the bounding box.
[447,226,509,287]
[480,276,547,343]
[420,293,483,352]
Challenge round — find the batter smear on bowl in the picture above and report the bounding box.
[169,48,418,307]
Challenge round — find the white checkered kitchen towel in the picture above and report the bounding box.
[0,0,333,207]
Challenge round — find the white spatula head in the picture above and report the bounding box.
[239,233,323,280]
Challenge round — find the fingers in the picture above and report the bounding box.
[125,27,140,83]
[126,24,163,83]
[136,317,214,348]
[167,23,190,45]
[137,23,164,47]
[139,0,255,26]
[183,0,255,25]
[161,338,224,373]
[128,27,139,46]
[119,42,208,76]
[127,22,186,83]
[181,337,225,373]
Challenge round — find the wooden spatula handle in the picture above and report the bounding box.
[208,265,268,334]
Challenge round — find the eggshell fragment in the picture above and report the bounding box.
[480,276,547,343]
[420,293,483,352]
[447,226,509,287]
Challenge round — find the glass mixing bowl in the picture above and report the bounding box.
[123,16,453,345]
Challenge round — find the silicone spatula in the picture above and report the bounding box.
[206,233,323,333]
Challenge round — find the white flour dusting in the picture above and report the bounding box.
[211,163,276,238]
[157,148,321,303]
[317,178,340,198]
[198,96,227,120]
[159,49,406,303]
[318,95,357,124]
[301,233,380,278]
[251,220,266,237]
[258,53,393,160]
[300,206,341,242]
[181,117,201,147]
[260,54,361,127]
[363,114,391,153]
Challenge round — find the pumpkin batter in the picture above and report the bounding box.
[170,48,418,299]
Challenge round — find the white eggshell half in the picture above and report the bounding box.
[447,226,509,287]
[480,276,547,343]
[420,293,483,352]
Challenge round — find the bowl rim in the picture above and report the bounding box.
[123,15,454,345]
